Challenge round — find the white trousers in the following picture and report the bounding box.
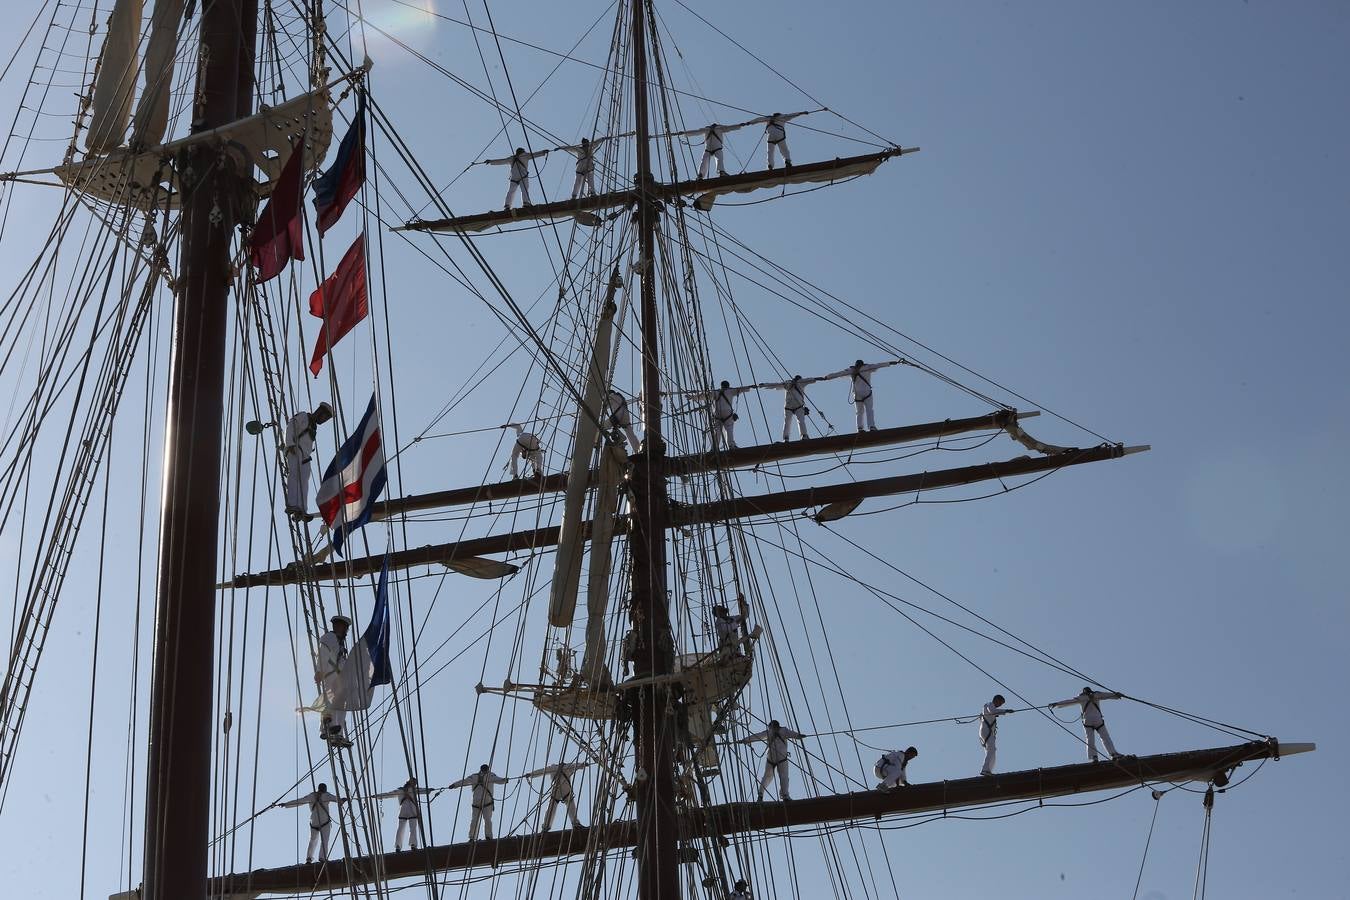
[713,416,736,449]
[1085,723,1118,761]
[395,817,420,850]
[571,171,595,198]
[981,734,997,775]
[322,707,347,738]
[782,407,808,440]
[511,446,543,478]
[757,759,790,800]
[853,395,875,431]
[284,449,309,512]
[768,138,791,169]
[307,822,332,861]
[699,148,725,179]
[505,177,532,208]
[544,794,580,830]
[879,769,907,789]
[468,804,494,840]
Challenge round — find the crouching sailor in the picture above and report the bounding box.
[874,746,918,790]
[739,719,804,801]
[1050,686,1125,762]
[449,764,508,840]
[978,694,1014,776]
[283,402,333,517]
[314,614,353,748]
[274,782,347,863]
[505,423,545,480]
[374,777,433,851]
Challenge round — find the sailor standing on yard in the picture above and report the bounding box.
[373,777,434,851]
[505,424,545,480]
[747,111,809,169]
[486,146,549,209]
[605,388,642,450]
[449,764,508,840]
[282,402,333,517]
[1050,686,1125,762]
[689,122,751,179]
[314,614,352,747]
[874,746,918,790]
[821,359,904,432]
[557,134,628,198]
[739,719,804,801]
[978,694,1015,776]
[760,374,824,441]
[527,761,589,831]
[274,783,347,863]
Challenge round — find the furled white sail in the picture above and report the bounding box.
[129,0,187,148]
[548,272,621,628]
[578,443,627,684]
[85,0,144,153]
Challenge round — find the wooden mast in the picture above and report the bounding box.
[628,0,680,897]
[142,2,257,898]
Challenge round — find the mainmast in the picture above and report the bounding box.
[142,2,257,898]
[628,0,680,897]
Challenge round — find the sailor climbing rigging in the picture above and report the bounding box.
[448,764,508,840]
[760,374,824,441]
[274,783,346,863]
[978,693,1014,776]
[526,761,589,831]
[486,146,549,209]
[748,110,809,169]
[282,402,333,518]
[373,777,433,851]
[505,423,545,480]
[874,746,918,790]
[739,719,804,801]
[605,388,642,450]
[712,603,746,655]
[314,614,352,748]
[1050,687,1125,762]
[821,359,904,432]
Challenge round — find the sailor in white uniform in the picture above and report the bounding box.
[605,389,642,450]
[557,134,626,198]
[692,122,749,178]
[739,719,804,801]
[730,878,752,899]
[711,381,753,449]
[978,694,1015,776]
[527,761,588,830]
[748,111,808,169]
[506,424,545,480]
[314,614,352,747]
[282,402,333,517]
[1050,687,1125,762]
[373,777,434,851]
[874,745,918,790]
[486,146,550,209]
[712,603,745,654]
[822,359,903,432]
[760,374,823,441]
[275,783,346,863]
[448,764,508,840]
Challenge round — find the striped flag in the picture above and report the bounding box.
[316,395,387,554]
[312,94,366,234]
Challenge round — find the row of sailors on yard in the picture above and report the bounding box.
[279,686,1126,864]
[486,111,812,209]
[501,358,908,481]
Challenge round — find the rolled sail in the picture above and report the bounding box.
[579,443,627,683]
[130,0,187,147]
[86,0,144,152]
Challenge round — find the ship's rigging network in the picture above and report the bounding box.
[0,1,1310,899]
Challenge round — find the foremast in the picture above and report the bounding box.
[628,0,680,896]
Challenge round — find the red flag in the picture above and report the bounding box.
[250,141,306,282]
[308,233,369,376]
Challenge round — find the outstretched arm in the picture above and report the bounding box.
[276,793,315,809]
[738,729,769,744]
[1048,696,1082,709]
[446,776,473,789]
[780,728,805,740]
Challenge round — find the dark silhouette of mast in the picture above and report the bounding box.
[627,0,679,897]
[142,2,257,897]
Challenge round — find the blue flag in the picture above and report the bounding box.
[363,558,393,688]
[316,394,386,555]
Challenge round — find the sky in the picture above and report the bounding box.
[0,1,1346,898]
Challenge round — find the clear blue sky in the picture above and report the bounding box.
[0,1,1344,898]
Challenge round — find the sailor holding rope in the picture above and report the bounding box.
[449,764,509,840]
[282,402,333,518]
[486,146,549,209]
[1050,686,1125,762]
[373,777,434,851]
[557,134,628,198]
[821,359,905,432]
[746,110,809,169]
[759,374,825,441]
[274,783,347,863]
[739,719,804,801]
[978,693,1015,776]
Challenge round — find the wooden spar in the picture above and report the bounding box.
[230,441,1143,588]
[371,409,1032,521]
[394,148,915,234]
[142,1,257,899]
[208,740,1309,896]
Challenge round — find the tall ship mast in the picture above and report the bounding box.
[0,1,1314,898]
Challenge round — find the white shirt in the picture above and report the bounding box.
[284,412,317,461]
[714,611,743,643]
[485,149,549,182]
[822,361,901,401]
[742,725,803,765]
[449,770,507,808]
[711,385,751,421]
[980,702,1012,744]
[280,790,342,828]
[878,751,911,785]
[374,784,430,820]
[315,631,345,683]
[1050,690,1122,728]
